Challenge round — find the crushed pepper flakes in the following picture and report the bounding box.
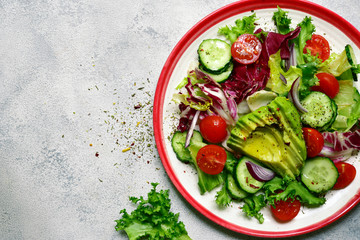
[84,78,156,162]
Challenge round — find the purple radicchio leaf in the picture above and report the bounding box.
[322,130,360,151]
[265,26,301,59]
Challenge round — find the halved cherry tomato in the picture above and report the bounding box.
[311,72,340,99]
[199,115,228,143]
[303,34,330,62]
[271,198,301,222]
[333,162,356,189]
[231,34,262,65]
[302,127,324,158]
[196,145,227,175]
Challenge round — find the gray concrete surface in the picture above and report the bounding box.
[1,0,360,239]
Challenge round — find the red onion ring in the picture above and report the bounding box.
[288,77,308,113]
[280,73,287,84]
[246,161,275,182]
[184,110,200,148]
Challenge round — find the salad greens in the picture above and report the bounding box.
[241,194,267,223]
[215,180,232,207]
[294,16,316,65]
[331,80,360,131]
[297,57,320,99]
[267,51,302,95]
[218,14,258,44]
[115,183,191,240]
[272,6,292,35]
[188,141,224,194]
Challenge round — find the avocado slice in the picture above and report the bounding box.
[227,96,306,179]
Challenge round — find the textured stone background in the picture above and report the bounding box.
[1,0,359,239]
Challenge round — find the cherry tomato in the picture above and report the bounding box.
[302,127,324,158]
[196,145,227,175]
[303,34,330,62]
[271,198,301,222]
[311,72,340,99]
[333,162,356,189]
[231,34,262,65]
[199,115,228,143]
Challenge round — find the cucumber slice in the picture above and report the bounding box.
[226,173,248,200]
[199,62,233,83]
[301,91,337,130]
[345,44,358,81]
[301,157,339,193]
[319,99,338,131]
[234,156,265,194]
[198,39,232,74]
[171,130,203,163]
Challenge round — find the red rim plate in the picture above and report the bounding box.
[153,0,360,237]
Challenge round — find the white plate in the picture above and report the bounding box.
[154,1,360,237]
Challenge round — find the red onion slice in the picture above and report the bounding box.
[184,110,200,148]
[279,73,287,84]
[288,77,308,113]
[284,43,295,71]
[289,43,297,67]
[246,161,275,182]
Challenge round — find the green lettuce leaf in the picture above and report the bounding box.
[294,16,316,65]
[240,176,326,223]
[266,51,302,95]
[188,142,224,194]
[331,80,360,131]
[320,50,352,77]
[115,183,191,240]
[272,6,292,35]
[224,151,238,174]
[218,14,257,44]
[215,181,232,207]
[297,56,320,99]
[241,194,266,224]
[263,177,325,206]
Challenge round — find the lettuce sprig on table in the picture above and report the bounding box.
[115,183,191,240]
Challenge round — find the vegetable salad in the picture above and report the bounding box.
[171,6,360,223]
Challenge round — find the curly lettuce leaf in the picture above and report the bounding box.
[115,183,191,240]
[241,194,266,224]
[297,55,320,99]
[215,181,232,207]
[272,6,292,35]
[294,16,316,65]
[218,14,257,44]
[263,177,325,206]
[224,151,238,174]
[240,176,326,223]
